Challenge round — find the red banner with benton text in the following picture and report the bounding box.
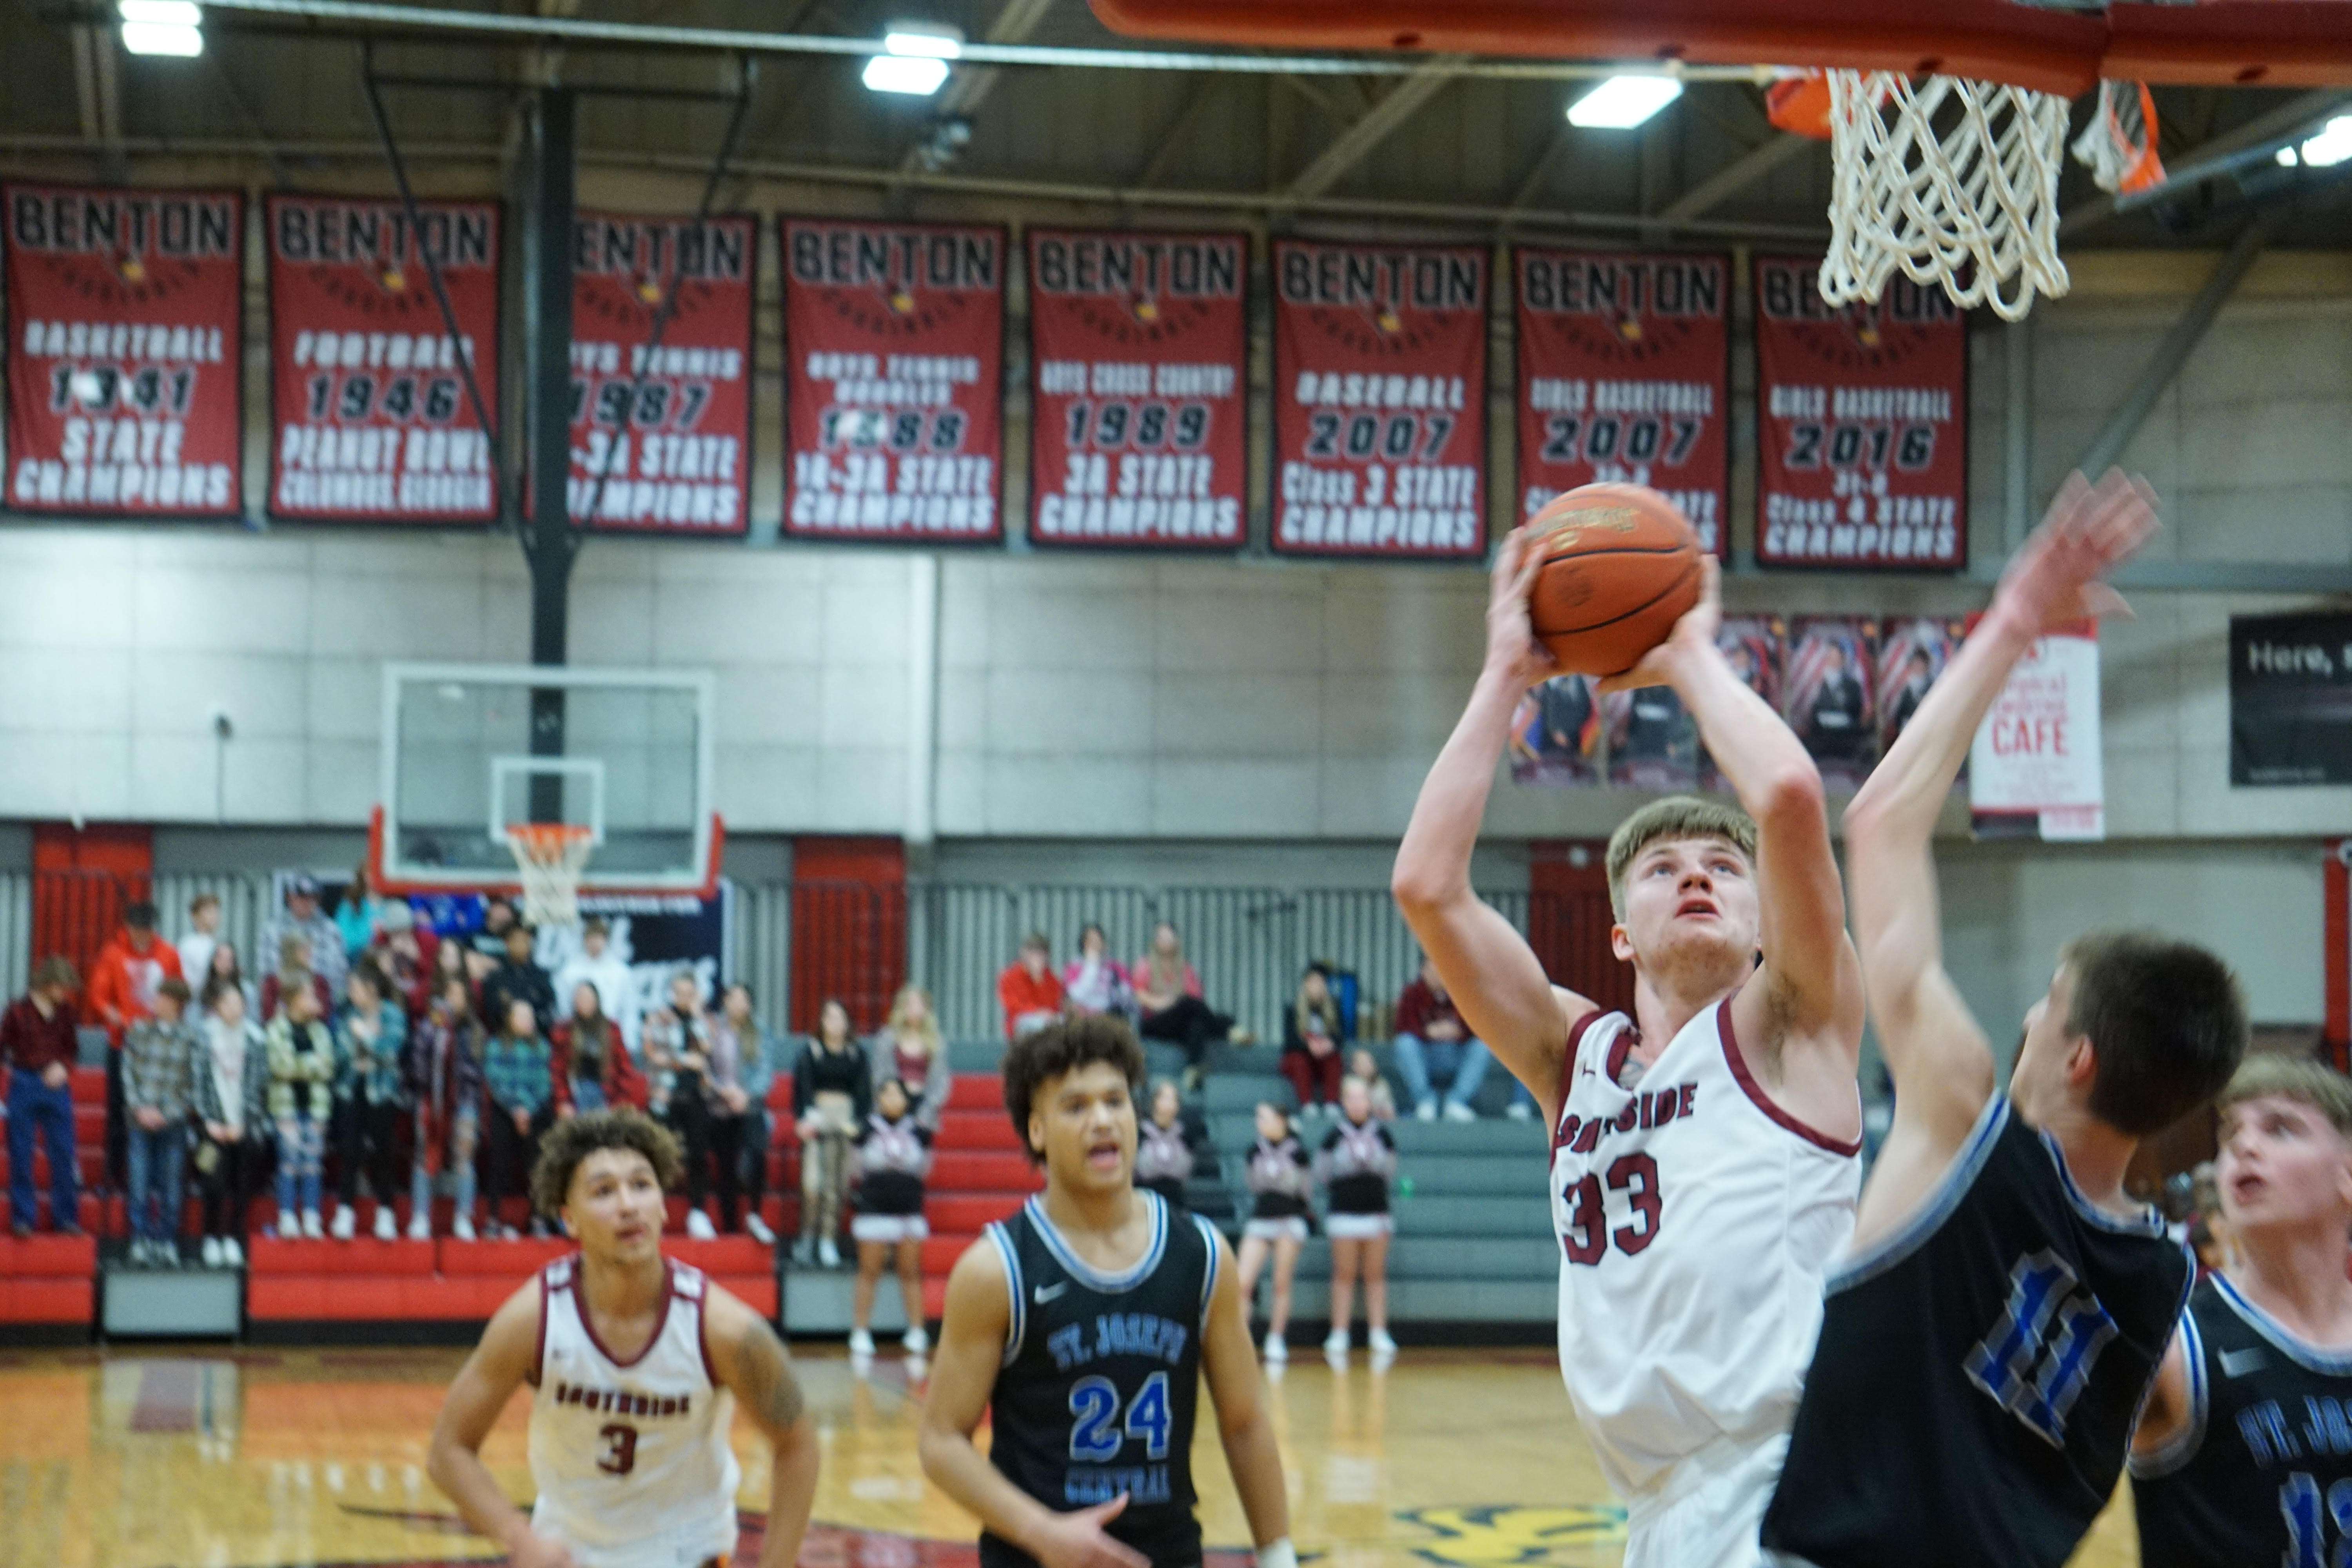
[782,219,1004,543]
[1271,239,1486,559]
[265,194,499,524]
[5,182,243,517]
[1753,255,1969,570]
[568,211,755,535]
[1515,248,1728,556]
[1027,228,1246,550]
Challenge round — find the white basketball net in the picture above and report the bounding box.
[1822,71,2073,322]
[505,823,595,929]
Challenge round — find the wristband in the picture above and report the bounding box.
[1257,1540,1297,1568]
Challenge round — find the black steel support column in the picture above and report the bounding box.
[525,87,577,815]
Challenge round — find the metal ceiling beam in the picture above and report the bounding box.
[1656,131,1813,222]
[2064,87,2352,235]
[1282,57,1464,203]
[889,0,1056,180]
[1128,73,1225,192]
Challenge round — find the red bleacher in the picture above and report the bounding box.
[909,1074,1039,1318]
[0,1066,107,1327]
[247,1230,779,1323]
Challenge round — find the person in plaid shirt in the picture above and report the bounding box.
[330,964,409,1243]
[481,998,555,1239]
[123,976,201,1266]
[405,974,485,1242]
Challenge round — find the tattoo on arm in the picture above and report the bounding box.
[734,1316,806,1431]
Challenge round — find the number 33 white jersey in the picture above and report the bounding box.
[1550,1000,1859,1502]
[529,1256,742,1568]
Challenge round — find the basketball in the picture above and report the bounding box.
[1524,483,1703,677]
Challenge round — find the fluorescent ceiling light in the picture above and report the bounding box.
[120,0,200,22]
[863,53,950,95]
[2299,114,2352,170]
[884,26,961,59]
[1566,74,1683,129]
[120,18,203,54]
[2278,146,2300,167]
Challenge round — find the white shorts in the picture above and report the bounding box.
[1323,1212,1392,1240]
[1621,1434,1784,1568]
[849,1213,929,1244]
[1242,1217,1309,1243]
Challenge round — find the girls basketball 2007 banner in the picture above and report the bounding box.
[1753,256,1969,571]
[782,219,1005,544]
[265,195,500,525]
[4,183,243,517]
[1270,239,1486,560]
[568,212,755,535]
[1514,249,1729,556]
[1027,229,1247,550]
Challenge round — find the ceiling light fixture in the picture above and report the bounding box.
[1566,74,1682,129]
[864,20,961,96]
[2298,114,2352,170]
[120,0,203,55]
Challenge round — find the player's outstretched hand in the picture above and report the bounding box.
[504,1528,579,1568]
[1485,526,1561,692]
[1595,554,1722,696]
[1993,468,2159,637]
[1031,1495,1151,1568]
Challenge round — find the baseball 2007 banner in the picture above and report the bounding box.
[1270,240,1486,559]
[569,212,755,535]
[1514,249,1729,555]
[265,195,500,525]
[782,219,1004,543]
[5,183,243,517]
[1753,256,1968,570]
[1027,229,1247,550]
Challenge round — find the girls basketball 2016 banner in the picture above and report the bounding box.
[265,195,500,525]
[568,212,755,535]
[5,183,243,517]
[1514,249,1729,556]
[782,219,1004,543]
[1027,229,1247,550]
[1967,619,2104,840]
[1753,256,1969,571]
[1270,240,1486,559]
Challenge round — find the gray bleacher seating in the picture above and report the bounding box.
[1201,1073,1293,1114]
[947,1038,1005,1073]
[1140,1042,1190,1085]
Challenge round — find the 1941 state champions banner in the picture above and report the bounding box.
[568,212,755,535]
[1027,229,1247,550]
[1270,239,1487,559]
[782,219,1004,543]
[1753,256,1969,570]
[1514,248,1729,555]
[265,195,500,525]
[5,183,243,517]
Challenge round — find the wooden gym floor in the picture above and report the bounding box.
[0,1340,2136,1568]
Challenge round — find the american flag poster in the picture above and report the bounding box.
[1704,616,1787,792]
[1604,685,1699,791]
[1877,617,1966,757]
[1510,675,1602,786]
[1785,616,1880,792]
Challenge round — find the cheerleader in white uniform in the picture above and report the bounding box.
[1317,1075,1399,1359]
[848,1077,933,1360]
[1237,1100,1312,1363]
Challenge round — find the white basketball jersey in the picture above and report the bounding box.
[1550,998,1859,1502]
[529,1256,741,1568]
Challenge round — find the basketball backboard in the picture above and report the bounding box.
[371,663,720,899]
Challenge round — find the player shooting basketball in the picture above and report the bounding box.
[1392,503,1866,1568]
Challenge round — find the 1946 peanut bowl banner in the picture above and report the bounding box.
[782,219,1004,544]
[6,183,243,517]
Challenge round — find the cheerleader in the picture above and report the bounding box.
[1237,1100,1312,1363]
[1135,1078,1194,1210]
[848,1077,932,1360]
[1317,1074,1399,1359]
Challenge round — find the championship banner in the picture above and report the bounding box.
[1514,249,1729,555]
[5,183,243,517]
[265,195,499,524]
[568,212,755,535]
[1270,239,1486,559]
[782,219,1004,543]
[1968,619,2103,840]
[1753,256,1968,570]
[1027,229,1246,550]
[2229,611,2352,785]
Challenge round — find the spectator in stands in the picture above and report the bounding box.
[468,897,521,979]
[642,969,712,1181]
[260,932,332,1024]
[427,936,475,1023]
[1344,1049,1397,1121]
[330,964,408,1243]
[262,875,348,996]
[552,916,634,1044]
[405,975,485,1242]
[874,984,951,1132]
[996,933,1065,1040]
[191,977,267,1267]
[1238,1100,1311,1363]
[675,979,758,1243]
[1135,1077,1195,1210]
[552,982,647,1118]
[847,1076,933,1360]
[124,977,200,1266]
[713,983,777,1245]
[1280,964,1346,1115]
[177,893,223,987]
[91,900,185,1191]
[480,922,555,1040]
[201,940,257,1018]
[481,998,555,1238]
[1317,1074,1399,1360]
[1392,957,1511,1123]
[265,982,336,1240]
[4,958,82,1240]
[367,901,437,1018]
[1061,922,1137,1022]
[335,866,386,962]
[1132,922,1247,1073]
[793,998,868,1270]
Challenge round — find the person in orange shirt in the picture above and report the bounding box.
[995,933,1065,1041]
[87,901,185,1191]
